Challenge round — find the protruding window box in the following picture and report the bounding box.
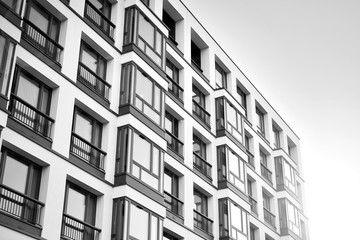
[275,156,297,197]
[193,100,210,127]
[0,184,44,236]
[22,18,63,66]
[164,191,184,224]
[194,209,213,237]
[263,207,276,230]
[0,0,23,26]
[61,214,101,240]
[193,152,212,181]
[260,163,273,184]
[84,0,115,40]
[278,198,301,239]
[9,94,54,139]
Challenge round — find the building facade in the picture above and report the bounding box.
[0,0,309,240]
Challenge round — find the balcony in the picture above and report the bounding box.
[164,191,183,217]
[193,210,213,235]
[84,0,115,39]
[167,75,183,102]
[77,62,110,100]
[61,214,101,240]
[248,195,258,215]
[70,133,106,171]
[261,163,272,184]
[192,100,210,127]
[9,94,54,139]
[165,130,183,157]
[0,184,44,225]
[193,152,212,180]
[263,208,276,230]
[22,19,63,64]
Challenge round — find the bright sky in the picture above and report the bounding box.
[182,0,360,239]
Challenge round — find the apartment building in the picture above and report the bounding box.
[0,0,309,240]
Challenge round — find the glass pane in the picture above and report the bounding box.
[136,70,153,104]
[66,187,86,221]
[74,113,92,142]
[29,6,49,34]
[2,156,28,194]
[242,211,247,234]
[1,41,14,96]
[288,202,295,222]
[230,202,241,234]
[152,147,159,175]
[150,215,158,240]
[133,133,151,170]
[154,85,160,112]
[138,14,154,47]
[0,35,6,68]
[155,31,162,54]
[81,47,98,73]
[40,87,49,113]
[141,170,158,190]
[164,172,172,193]
[17,75,40,108]
[229,151,239,177]
[129,204,149,239]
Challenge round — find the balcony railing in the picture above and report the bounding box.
[70,133,106,171]
[84,0,115,39]
[22,18,63,64]
[0,184,44,225]
[167,75,183,102]
[9,94,54,138]
[61,214,101,240]
[261,163,272,184]
[164,191,183,217]
[193,209,213,235]
[263,208,276,229]
[248,195,257,215]
[193,152,212,180]
[165,130,183,156]
[77,62,110,100]
[192,100,210,127]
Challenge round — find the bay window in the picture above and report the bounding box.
[217,145,246,193]
[115,126,164,192]
[124,6,164,68]
[278,198,300,237]
[216,97,243,144]
[111,198,162,240]
[120,62,164,127]
[275,157,297,195]
[1,0,23,15]
[219,198,248,240]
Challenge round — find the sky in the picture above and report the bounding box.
[182,0,360,239]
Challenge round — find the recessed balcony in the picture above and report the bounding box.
[193,152,212,180]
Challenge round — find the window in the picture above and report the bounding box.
[217,145,246,193]
[272,125,281,148]
[120,63,163,126]
[62,183,100,240]
[165,59,182,101]
[260,150,272,183]
[165,111,183,155]
[219,199,248,240]
[163,232,179,240]
[256,107,265,136]
[193,189,212,234]
[0,149,43,225]
[247,179,257,214]
[163,10,176,45]
[112,198,162,240]
[164,169,182,216]
[1,0,23,14]
[23,1,63,63]
[263,192,276,228]
[0,32,15,97]
[9,66,54,138]
[215,97,243,143]
[84,0,115,39]
[245,135,255,168]
[260,150,267,167]
[249,226,256,240]
[192,85,210,127]
[115,127,163,191]
[237,86,247,111]
[275,157,296,194]
[78,41,110,100]
[124,7,164,68]
[70,108,105,170]
[263,192,271,210]
[191,41,201,70]
[193,134,211,179]
[215,63,227,89]
[278,198,300,236]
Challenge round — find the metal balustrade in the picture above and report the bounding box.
[164,191,183,216]
[61,214,101,240]
[165,130,183,156]
[70,133,106,171]
[193,152,212,180]
[263,207,276,229]
[193,210,213,234]
[22,19,63,64]
[167,75,183,101]
[192,100,210,127]
[77,62,110,100]
[0,184,44,225]
[9,95,54,138]
[84,0,115,39]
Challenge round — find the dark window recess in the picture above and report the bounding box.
[9,66,54,138]
[237,87,247,110]
[192,85,210,127]
[163,10,177,45]
[193,135,211,180]
[165,59,183,101]
[22,2,63,64]
[164,169,183,216]
[1,0,23,15]
[191,41,201,71]
[165,111,183,156]
[193,189,212,234]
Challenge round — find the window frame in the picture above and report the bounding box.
[193,134,206,160]
[79,41,107,80]
[192,85,206,108]
[0,31,16,97]
[237,86,247,110]
[215,62,227,89]
[163,10,176,44]
[191,40,201,70]
[256,107,265,135]
[194,188,208,216]
[219,198,248,239]
[272,125,281,148]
